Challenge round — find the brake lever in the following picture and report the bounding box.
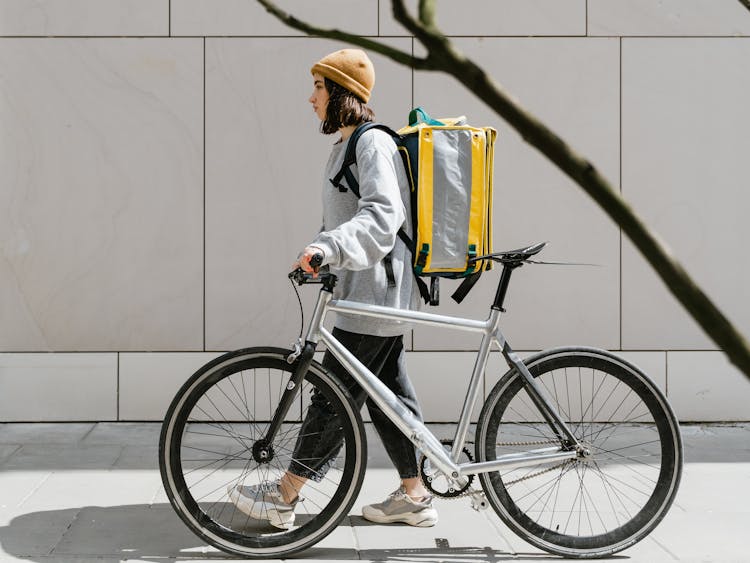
[288,268,307,285]
[288,268,330,286]
[288,252,325,285]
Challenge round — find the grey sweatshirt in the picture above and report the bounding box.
[311,128,420,337]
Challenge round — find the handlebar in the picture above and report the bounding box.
[289,253,336,286]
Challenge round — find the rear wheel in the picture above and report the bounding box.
[159,347,366,558]
[476,347,682,558]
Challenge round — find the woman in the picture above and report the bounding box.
[228,49,437,529]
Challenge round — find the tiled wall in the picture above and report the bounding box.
[1,1,749,421]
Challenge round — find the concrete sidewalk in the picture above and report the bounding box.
[0,422,748,562]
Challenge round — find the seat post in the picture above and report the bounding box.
[492,262,521,311]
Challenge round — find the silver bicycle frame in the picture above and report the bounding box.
[304,289,579,480]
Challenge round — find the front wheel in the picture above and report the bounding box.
[159,347,366,558]
[476,347,682,558]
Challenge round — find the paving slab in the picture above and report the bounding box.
[0,558,128,563]
[19,471,162,514]
[0,445,122,471]
[0,471,54,514]
[82,423,162,447]
[680,423,750,462]
[621,535,679,562]
[112,446,160,470]
[0,424,94,445]
[301,523,359,560]
[669,462,750,512]
[0,445,21,466]
[0,506,82,558]
[51,504,205,558]
[646,510,750,562]
[1,558,134,563]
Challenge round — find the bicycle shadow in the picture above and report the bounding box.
[0,504,600,562]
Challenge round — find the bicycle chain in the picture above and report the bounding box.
[419,439,573,499]
[504,459,576,486]
[495,440,559,447]
[493,439,576,486]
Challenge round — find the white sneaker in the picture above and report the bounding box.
[227,481,300,529]
[362,486,438,527]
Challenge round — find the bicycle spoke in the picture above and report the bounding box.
[193,403,253,449]
[561,467,583,535]
[594,411,654,449]
[226,373,255,424]
[580,464,609,535]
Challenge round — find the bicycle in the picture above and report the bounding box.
[159,241,683,559]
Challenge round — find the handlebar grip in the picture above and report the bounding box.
[288,252,325,285]
[310,253,324,271]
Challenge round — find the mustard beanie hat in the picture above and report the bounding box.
[311,49,375,103]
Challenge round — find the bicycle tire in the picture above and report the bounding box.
[476,347,682,558]
[159,347,366,558]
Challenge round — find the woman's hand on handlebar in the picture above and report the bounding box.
[292,246,324,277]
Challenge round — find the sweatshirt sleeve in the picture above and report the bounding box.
[311,134,406,271]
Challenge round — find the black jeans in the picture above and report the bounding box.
[288,327,423,481]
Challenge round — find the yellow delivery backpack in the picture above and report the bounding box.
[329,107,497,305]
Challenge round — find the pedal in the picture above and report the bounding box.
[468,489,488,511]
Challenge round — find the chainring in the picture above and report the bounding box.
[419,439,475,499]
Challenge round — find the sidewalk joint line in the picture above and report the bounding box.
[48,506,85,556]
[1,444,23,466]
[647,533,680,561]
[17,471,53,508]
[481,507,516,555]
[79,423,98,444]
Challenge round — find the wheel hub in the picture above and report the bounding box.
[251,439,275,464]
[576,442,593,462]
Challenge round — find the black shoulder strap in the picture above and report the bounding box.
[451,270,483,304]
[329,122,401,197]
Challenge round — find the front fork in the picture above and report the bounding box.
[260,340,316,445]
[262,281,333,446]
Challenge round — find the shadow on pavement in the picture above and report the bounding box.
[0,503,579,562]
[355,547,601,562]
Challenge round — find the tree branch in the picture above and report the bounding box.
[392,0,451,56]
[256,0,750,381]
[418,0,437,29]
[255,0,436,70]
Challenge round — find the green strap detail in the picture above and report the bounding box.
[466,244,477,274]
[415,243,430,274]
[408,107,445,127]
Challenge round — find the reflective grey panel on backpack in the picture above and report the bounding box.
[431,129,473,270]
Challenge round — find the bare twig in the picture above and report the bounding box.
[255,0,436,70]
[257,0,750,380]
[418,0,437,28]
[392,0,452,57]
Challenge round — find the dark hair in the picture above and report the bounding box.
[321,77,374,135]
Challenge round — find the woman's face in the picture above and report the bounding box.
[309,73,329,122]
